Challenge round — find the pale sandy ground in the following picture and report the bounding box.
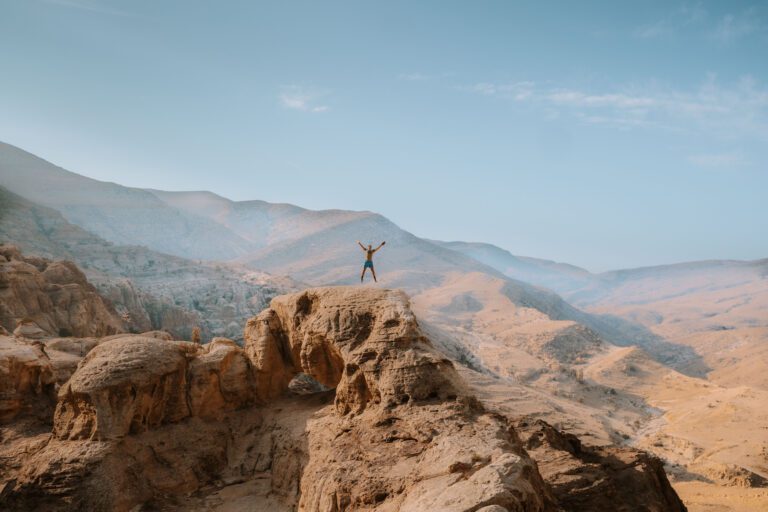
[412,270,768,511]
[673,482,768,512]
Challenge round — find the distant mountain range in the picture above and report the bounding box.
[3,140,760,363]
[2,140,767,492]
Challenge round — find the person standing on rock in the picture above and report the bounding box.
[358,241,385,283]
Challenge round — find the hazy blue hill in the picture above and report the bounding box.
[0,142,254,260]
[0,186,292,340]
[434,240,594,294]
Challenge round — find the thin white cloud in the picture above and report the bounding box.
[43,0,132,17]
[547,91,657,109]
[459,75,768,140]
[399,73,430,81]
[634,4,708,38]
[688,152,750,168]
[711,10,765,43]
[459,81,535,100]
[633,4,767,43]
[278,86,330,113]
[635,20,674,39]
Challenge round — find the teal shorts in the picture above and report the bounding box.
[363,261,373,268]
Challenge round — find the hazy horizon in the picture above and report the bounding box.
[1,0,767,271]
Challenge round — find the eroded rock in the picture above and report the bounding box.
[0,245,123,337]
[517,419,687,512]
[0,335,56,422]
[1,287,687,512]
[188,337,255,419]
[245,287,555,511]
[53,335,254,440]
[53,336,191,440]
[244,287,466,414]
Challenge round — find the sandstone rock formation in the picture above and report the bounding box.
[244,287,466,412]
[12,320,48,340]
[1,287,687,512]
[0,245,123,337]
[0,335,56,422]
[54,335,254,440]
[246,288,554,511]
[517,419,687,512]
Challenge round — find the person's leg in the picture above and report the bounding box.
[361,266,366,282]
[371,266,377,282]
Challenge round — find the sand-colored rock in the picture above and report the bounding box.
[300,404,554,512]
[53,336,191,440]
[1,287,687,512]
[517,419,687,511]
[244,287,466,414]
[0,245,123,337]
[241,287,555,511]
[53,335,254,440]
[12,320,48,340]
[44,336,101,356]
[0,335,56,422]
[188,337,255,419]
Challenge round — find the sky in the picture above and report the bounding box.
[0,0,766,271]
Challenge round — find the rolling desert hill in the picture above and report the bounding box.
[579,260,768,391]
[441,241,768,510]
[446,239,768,390]
[143,183,706,376]
[146,189,498,290]
[434,240,594,294]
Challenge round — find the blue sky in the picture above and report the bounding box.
[1,0,766,271]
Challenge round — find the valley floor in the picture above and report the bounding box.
[674,482,768,512]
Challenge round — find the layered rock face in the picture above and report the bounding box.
[245,288,554,511]
[0,335,56,422]
[1,287,687,512]
[517,419,687,512]
[0,245,123,337]
[54,336,254,440]
[244,287,465,413]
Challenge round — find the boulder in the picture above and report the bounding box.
[53,336,190,440]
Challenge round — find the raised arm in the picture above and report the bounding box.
[373,241,386,252]
[357,241,367,251]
